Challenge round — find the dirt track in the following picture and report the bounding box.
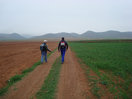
[0,50,60,99]
[56,48,94,99]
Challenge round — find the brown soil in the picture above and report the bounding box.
[0,50,60,99]
[0,41,57,88]
[56,48,95,99]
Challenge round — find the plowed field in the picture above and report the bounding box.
[0,41,57,88]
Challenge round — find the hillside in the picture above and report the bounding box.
[32,30,132,39]
[1,31,132,41]
[0,33,25,41]
[81,30,132,39]
[32,32,79,39]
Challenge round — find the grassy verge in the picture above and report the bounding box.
[36,56,61,99]
[0,49,57,96]
[70,41,132,99]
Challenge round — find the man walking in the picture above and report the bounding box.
[40,40,51,64]
[58,37,68,64]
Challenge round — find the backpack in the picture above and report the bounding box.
[60,41,66,49]
[40,43,47,51]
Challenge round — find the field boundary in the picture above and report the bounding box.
[70,47,116,98]
[0,48,57,96]
[70,41,132,99]
[70,47,102,98]
[70,39,132,43]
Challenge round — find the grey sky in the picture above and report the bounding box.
[0,0,132,36]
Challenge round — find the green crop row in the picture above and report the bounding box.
[36,56,62,99]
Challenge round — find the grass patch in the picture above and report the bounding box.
[36,56,61,99]
[70,41,132,98]
[22,61,41,74]
[0,74,24,96]
[0,48,57,96]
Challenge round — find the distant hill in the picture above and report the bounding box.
[32,32,79,39]
[81,30,132,39]
[0,33,25,41]
[32,30,132,39]
[1,31,132,41]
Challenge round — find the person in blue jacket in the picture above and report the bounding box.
[40,40,51,64]
[58,37,68,64]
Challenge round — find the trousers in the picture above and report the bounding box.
[61,49,66,63]
[41,51,47,63]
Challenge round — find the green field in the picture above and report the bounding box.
[70,41,132,99]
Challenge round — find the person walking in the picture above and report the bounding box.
[40,40,51,64]
[58,37,68,64]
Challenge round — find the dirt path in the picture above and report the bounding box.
[0,50,60,99]
[56,48,95,99]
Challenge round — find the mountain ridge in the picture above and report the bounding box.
[1,30,132,41]
[32,30,132,39]
[0,33,25,41]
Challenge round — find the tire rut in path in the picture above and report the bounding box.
[0,50,60,99]
[56,48,95,99]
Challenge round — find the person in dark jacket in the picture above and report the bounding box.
[58,37,68,64]
[40,40,51,63]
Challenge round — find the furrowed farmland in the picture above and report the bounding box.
[70,40,132,98]
[0,40,132,99]
[0,41,57,89]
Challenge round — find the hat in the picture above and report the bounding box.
[44,40,47,43]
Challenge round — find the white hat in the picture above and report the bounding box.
[44,40,47,43]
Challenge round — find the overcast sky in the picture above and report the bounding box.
[0,0,132,36]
